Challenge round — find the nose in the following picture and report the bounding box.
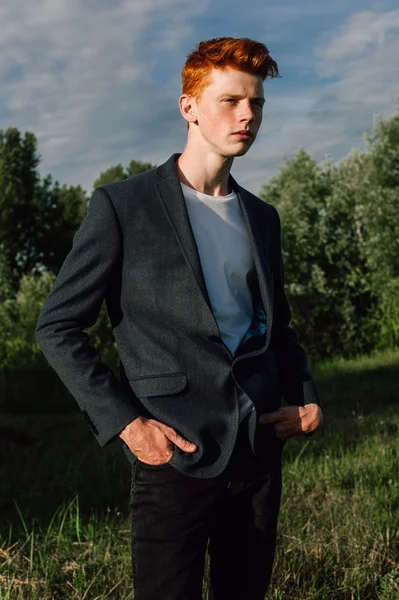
[239,100,255,123]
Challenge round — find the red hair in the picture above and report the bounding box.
[181,37,280,100]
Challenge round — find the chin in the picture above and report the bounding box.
[215,141,252,159]
[231,146,251,157]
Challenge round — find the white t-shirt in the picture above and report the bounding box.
[180,182,255,422]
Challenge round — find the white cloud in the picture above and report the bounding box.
[0,0,208,189]
[233,8,399,194]
[316,9,399,65]
[0,2,398,196]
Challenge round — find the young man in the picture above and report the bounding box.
[36,37,323,600]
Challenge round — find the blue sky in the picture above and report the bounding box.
[1,0,398,195]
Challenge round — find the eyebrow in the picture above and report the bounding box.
[218,94,265,104]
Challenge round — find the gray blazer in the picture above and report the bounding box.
[36,153,321,479]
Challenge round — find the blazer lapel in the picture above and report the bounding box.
[155,154,215,316]
[231,178,274,347]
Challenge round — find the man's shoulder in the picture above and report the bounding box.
[89,168,158,218]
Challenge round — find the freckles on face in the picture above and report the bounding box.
[194,68,264,151]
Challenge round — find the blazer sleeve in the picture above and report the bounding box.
[35,187,142,446]
[268,204,322,409]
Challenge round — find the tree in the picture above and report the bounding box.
[35,180,88,275]
[259,148,336,359]
[362,96,399,280]
[259,146,382,360]
[93,159,156,189]
[360,97,399,349]
[0,128,88,283]
[320,150,380,356]
[0,128,41,285]
[92,164,126,189]
[0,244,14,303]
[127,160,156,178]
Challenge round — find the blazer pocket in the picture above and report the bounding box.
[129,373,187,397]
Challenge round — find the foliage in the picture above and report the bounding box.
[259,148,374,360]
[35,179,88,276]
[376,277,399,351]
[92,163,125,188]
[0,128,41,286]
[380,570,399,600]
[92,159,156,189]
[361,98,399,281]
[259,96,399,360]
[0,266,119,376]
[1,350,398,599]
[0,128,88,285]
[0,244,14,303]
[0,270,55,372]
[1,96,399,369]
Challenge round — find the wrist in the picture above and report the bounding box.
[119,416,145,441]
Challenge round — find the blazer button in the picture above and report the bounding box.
[208,335,223,344]
[82,410,99,435]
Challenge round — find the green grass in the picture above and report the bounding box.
[1,349,398,599]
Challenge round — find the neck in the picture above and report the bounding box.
[176,145,234,197]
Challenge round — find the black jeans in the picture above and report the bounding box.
[129,418,283,600]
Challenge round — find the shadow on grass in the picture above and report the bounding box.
[1,355,398,535]
[0,397,131,536]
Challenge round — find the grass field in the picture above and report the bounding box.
[0,349,398,599]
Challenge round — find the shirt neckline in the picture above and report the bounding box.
[180,181,236,201]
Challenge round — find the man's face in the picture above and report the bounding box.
[190,67,265,157]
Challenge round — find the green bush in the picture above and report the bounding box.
[259,98,399,360]
[0,270,55,371]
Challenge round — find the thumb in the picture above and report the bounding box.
[259,409,284,425]
[164,426,197,453]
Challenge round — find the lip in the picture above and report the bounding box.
[233,131,253,138]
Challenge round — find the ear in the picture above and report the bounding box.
[178,94,197,125]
